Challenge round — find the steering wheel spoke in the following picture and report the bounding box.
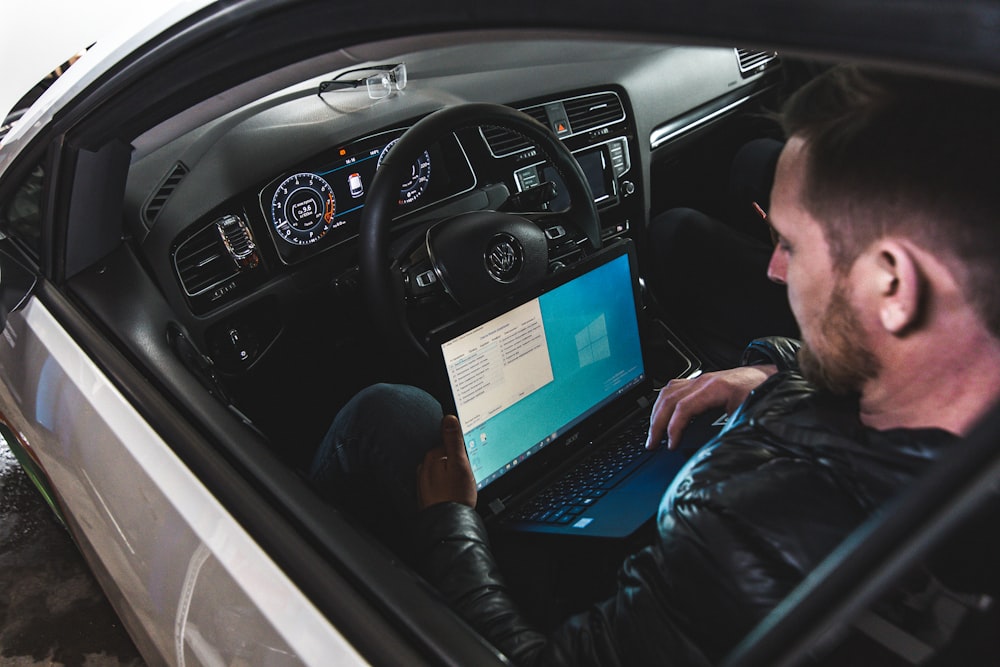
[400,249,443,300]
[360,103,601,362]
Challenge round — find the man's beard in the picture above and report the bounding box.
[798,280,880,395]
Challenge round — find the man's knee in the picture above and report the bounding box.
[331,383,443,465]
[348,382,437,418]
[309,383,443,504]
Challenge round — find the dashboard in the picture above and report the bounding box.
[162,88,644,323]
[123,39,780,386]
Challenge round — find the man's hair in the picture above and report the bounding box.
[781,65,1000,337]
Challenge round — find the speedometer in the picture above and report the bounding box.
[377,138,432,205]
[270,172,336,246]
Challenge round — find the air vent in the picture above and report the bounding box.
[217,214,260,270]
[563,92,624,134]
[481,93,625,157]
[481,106,549,157]
[736,49,778,77]
[174,219,238,297]
[143,162,189,227]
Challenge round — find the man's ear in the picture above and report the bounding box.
[873,240,923,335]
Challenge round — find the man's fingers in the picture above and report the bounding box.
[417,415,479,510]
[646,379,691,449]
[441,415,465,459]
[647,374,727,450]
[646,404,669,449]
[665,403,693,450]
[646,400,674,449]
[647,366,776,450]
[422,444,445,467]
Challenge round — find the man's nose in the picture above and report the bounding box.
[767,246,787,284]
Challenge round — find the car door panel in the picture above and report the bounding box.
[0,296,364,666]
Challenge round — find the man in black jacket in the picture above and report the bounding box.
[311,66,1000,664]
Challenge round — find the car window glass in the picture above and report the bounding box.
[0,163,44,261]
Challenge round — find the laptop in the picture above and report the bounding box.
[428,240,724,538]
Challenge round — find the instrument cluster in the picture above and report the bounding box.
[258,127,476,264]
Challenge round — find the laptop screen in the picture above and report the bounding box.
[439,249,645,489]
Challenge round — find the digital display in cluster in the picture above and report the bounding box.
[260,128,473,263]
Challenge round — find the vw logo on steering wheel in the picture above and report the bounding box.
[484,233,524,283]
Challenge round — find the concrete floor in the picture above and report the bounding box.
[0,439,146,666]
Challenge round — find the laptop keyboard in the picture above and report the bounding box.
[508,415,656,525]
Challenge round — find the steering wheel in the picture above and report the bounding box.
[360,103,601,363]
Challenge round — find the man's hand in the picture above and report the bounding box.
[645,365,777,450]
[417,415,478,509]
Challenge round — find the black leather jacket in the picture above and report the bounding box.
[411,337,956,666]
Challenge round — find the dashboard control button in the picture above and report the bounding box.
[415,270,437,288]
[545,225,567,240]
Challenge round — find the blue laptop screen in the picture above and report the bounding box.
[440,252,645,489]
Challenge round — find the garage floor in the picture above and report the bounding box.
[0,439,145,666]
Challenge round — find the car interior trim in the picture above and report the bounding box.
[651,92,754,150]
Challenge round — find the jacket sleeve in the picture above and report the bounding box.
[411,503,551,662]
[740,336,801,372]
[411,503,715,666]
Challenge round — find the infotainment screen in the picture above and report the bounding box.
[533,146,615,210]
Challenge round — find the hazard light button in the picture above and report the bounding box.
[551,117,571,136]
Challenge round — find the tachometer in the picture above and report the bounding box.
[377,138,432,205]
[270,172,337,245]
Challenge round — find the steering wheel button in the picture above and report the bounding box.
[545,225,567,240]
[415,270,437,288]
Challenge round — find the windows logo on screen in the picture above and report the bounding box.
[575,314,610,368]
